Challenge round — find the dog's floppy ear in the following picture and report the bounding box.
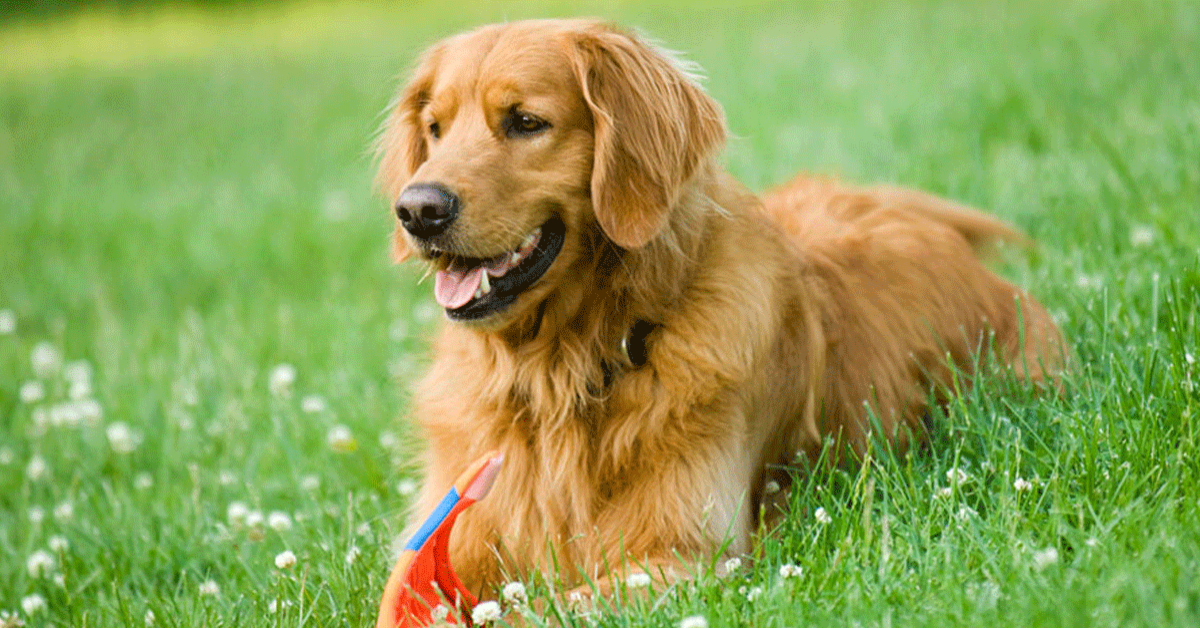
[375,44,443,262]
[568,25,726,249]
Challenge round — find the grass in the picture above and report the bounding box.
[2,0,1198,625]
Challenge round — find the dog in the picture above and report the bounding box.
[374,18,1065,600]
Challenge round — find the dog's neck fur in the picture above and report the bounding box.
[449,164,727,436]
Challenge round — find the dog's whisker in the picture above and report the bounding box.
[417,261,435,284]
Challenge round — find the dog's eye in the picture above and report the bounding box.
[505,111,550,138]
[428,121,441,140]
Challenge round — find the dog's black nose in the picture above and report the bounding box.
[395,183,459,239]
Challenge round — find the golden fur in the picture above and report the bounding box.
[375,19,1065,597]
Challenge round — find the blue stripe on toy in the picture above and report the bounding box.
[403,488,459,552]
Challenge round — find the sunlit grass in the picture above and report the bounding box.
[3,0,1199,626]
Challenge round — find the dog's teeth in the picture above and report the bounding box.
[521,232,537,249]
[510,252,522,264]
[474,288,483,299]
[480,272,490,294]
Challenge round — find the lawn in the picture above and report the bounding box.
[2,0,1198,626]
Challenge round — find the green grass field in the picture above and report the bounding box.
[2,0,1199,626]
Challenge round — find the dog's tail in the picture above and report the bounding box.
[870,184,1032,255]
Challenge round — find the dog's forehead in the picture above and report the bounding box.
[431,22,580,104]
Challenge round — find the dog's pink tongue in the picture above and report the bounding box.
[435,265,484,309]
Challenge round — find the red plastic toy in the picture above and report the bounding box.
[375,452,504,628]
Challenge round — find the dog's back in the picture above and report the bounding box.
[762,175,1066,457]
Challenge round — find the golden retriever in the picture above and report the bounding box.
[374,17,1065,605]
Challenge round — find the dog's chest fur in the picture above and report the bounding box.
[407,195,820,588]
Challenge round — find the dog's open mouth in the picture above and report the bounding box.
[431,217,565,321]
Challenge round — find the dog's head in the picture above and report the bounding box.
[376,19,725,327]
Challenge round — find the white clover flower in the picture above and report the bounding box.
[744,585,763,601]
[53,574,65,588]
[626,572,651,588]
[814,507,832,525]
[0,610,24,628]
[63,359,92,383]
[274,550,297,569]
[19,381,45,404]
[946,467,969,486]
[135,473,154,490]
[268,364,297,397]
[502,581,527,604]
[26,550,54,577]
[49,401,82,427]
[53,501,74,521]
[1130,224,1154,247]
[74,398,103,425]
[764,479,780,494]
[0,309,15,334]
[680,615,708,628]
[300,395,327,414]
[566,590,588,612]
[934,486,953,499]
[956,506,978,522]
[26,455,48,481]
[430,605,449,622]
[226,501,250,526]
[245,510,265,529]
[471,600,502,624]
[1013,477,1033,492]
[779,563,802,578]
[144,609,156,626]
[198,579,220,596]
[414,302,438,324]
[68,378,92,401]
[1186,353,1196,365]
[965,581,1001,610]
[389,319,409,341]
[723,556,742,574]
[106,422,141,454]
[388,357,415,380]
[1075,273,1102,290]
[326,425,357,453]
[268,511,293,532]
[0,447,12,465]
[379,431,399,450]
[48,535,69,552]
[30,407,50,436]
[28,507,45,525]
[344,545,361,565]
[396,478,417,496]
[268,599,293,614]
[1085,537,1100,548]
[20,595,46,616]
[300,474,320,491]
[1032,547,1059,571]
[31,342,62,378]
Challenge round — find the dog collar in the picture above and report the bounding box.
[597,319,658,393]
